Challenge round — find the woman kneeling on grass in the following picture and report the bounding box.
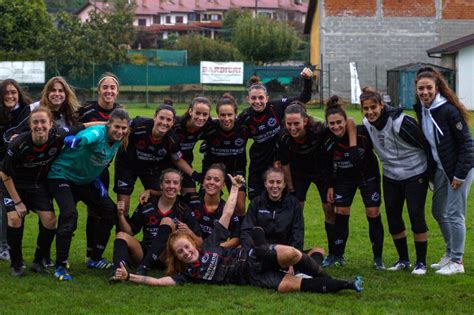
[112,174,363,294]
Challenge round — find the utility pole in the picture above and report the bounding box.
[255,0,258,17]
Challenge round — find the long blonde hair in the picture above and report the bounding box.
[40,76,80,125]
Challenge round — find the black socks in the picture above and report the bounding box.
[333,214,349,257]
[367,215,384,260]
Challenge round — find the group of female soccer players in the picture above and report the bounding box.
[0,65,472,295]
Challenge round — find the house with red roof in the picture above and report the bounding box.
[77,0,308,40]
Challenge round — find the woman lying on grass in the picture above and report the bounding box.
[112,174,363,294]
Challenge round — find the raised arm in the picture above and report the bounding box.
[218,174,245,229]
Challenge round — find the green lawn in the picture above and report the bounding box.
[1,104,473,314]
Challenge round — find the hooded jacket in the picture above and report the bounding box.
[413,94,474,181]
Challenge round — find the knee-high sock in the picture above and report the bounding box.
[367,215,384,259]
[34,224,56,263]
[141,225,172,268]
[300,277,354,293]
[333,214,350,257]
[393,237,409,262]
[325,222,336,255]
[112,239,130,270]
[86,215,98,258]
[7,225,24,267]
[90,218,114,261]
[415,240,427,265]
[294,252,327,278]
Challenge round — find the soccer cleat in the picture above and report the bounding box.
[352,276,363,293]
[373,258,386,270]
[0,248,10,261]
[86,258,112,269]
[411,262,427,275]
[11,265,25,277]
[334,256,346,267]
[430,255,450,270]
[42,257,54,268]
[322,254,336,268]
[136,264,149,276]
[54,266,72,281]
[435,261,464,275]
[31,261,48,274]
[387,260,411,271]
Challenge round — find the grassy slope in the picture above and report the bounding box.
[0,104,473,314]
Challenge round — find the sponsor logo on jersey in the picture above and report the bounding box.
[267,118,277,127]
[62,127,70,133]
[258,209,272,215]
[201,253,210,263]
[456,121,463,130]
[203,216,211,222]
[58,183,70,188]
[235,138,244,146]
[3,198,14,206]
[117,180,128,187]
[48,147,58,156]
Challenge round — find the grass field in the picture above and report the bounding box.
[1,104,473,314]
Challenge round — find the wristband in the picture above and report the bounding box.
[14,200,22,206]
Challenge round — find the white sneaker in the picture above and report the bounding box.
[411,262,427,275]
[430,255,450,270]
[435,261,464,275]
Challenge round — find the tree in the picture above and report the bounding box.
[0,0,53,60]
[44,0,86,13]
[42,1,135,79]
[220,8,251,42]
[175,35,241,64]
[232,16,300,65]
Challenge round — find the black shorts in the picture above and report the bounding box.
[333,176,381,208]
[114,165,161,196]
[2,182,53,213]
[244,250,286,290]
[292,170,328,203]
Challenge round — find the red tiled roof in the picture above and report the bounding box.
[78,0,308,16]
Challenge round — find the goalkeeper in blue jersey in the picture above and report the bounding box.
[47,108,130,281]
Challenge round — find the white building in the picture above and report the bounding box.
[428,33,474,110]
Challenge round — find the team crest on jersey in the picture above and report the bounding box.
[267,118,277,127]
[48,147,58,156]
[147,216,159,225]
[136,140,146,150]
[456,122,463,130]
[201,253,210,263]
[3,198,14,206]
[158,148,167,156]
[235,138,244,146]
[371,192,380,202]
[7,149,13,156]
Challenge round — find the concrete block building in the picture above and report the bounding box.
[304,0,474,98]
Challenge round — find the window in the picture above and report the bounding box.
[189,13,196,21]
[210,14,221,21]
[153,15,160,24]
[165,16,171,24]
[138,19,147,26]
[176,16,183,23]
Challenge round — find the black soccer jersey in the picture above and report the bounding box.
[171,223,249,285]
[173,116,211,164]
[116,117,182,172]
[322,125,380,183]
[238,78,313,170]
[201,120,249,175]
[277,123,328,174]
[128,196,202,247]
[188,193,241,239]
[2,125,85,184]
[78,101,121,123]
